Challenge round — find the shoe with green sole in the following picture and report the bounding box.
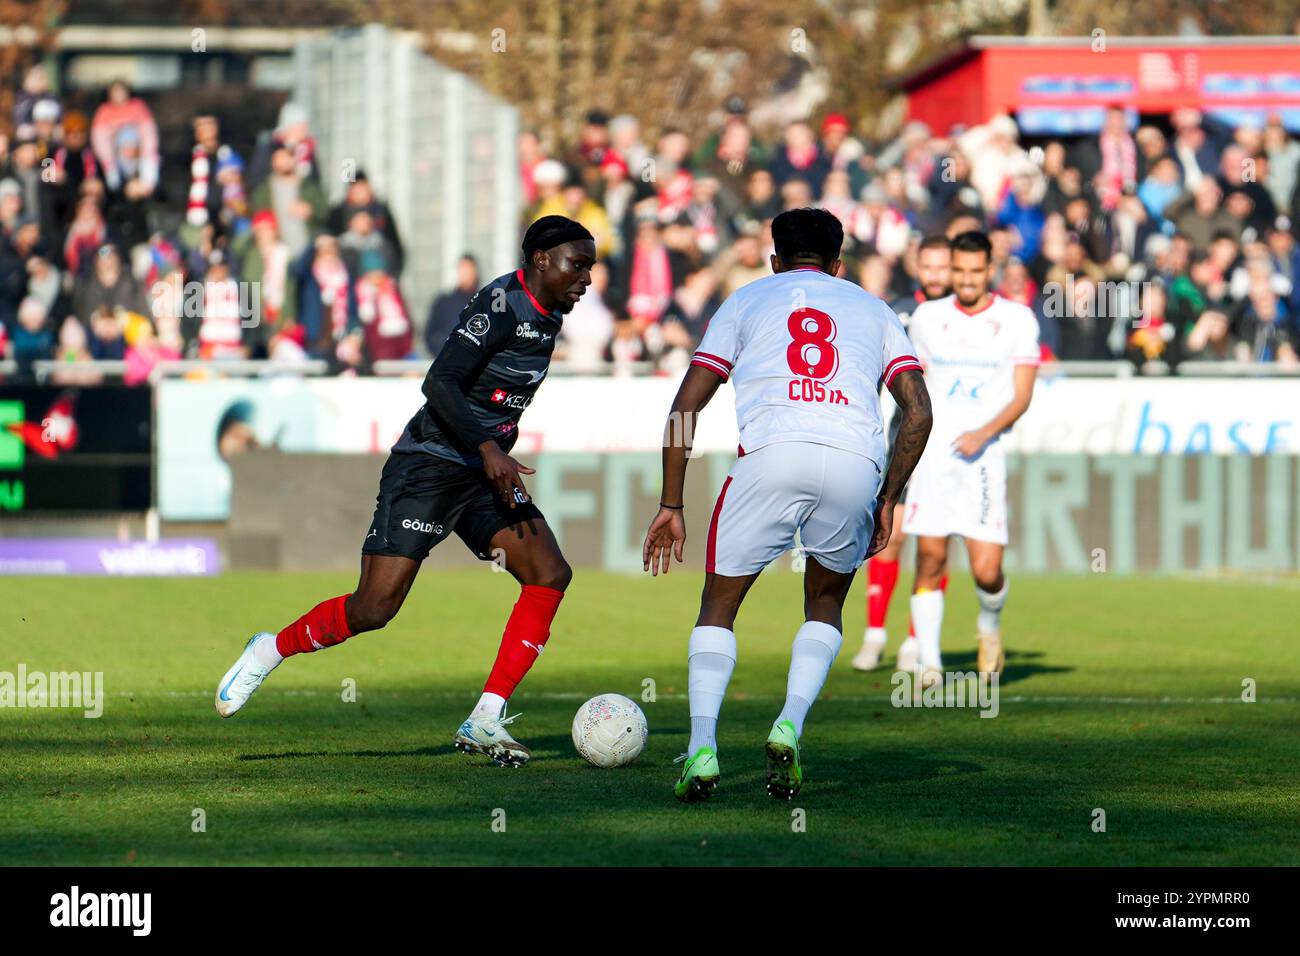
[673,746,720,802]
[765,719,803,800]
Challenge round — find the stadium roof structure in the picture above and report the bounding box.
[894,34,1300,136]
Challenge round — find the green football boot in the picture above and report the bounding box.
[764,719,803,800]
[673,746,720,802]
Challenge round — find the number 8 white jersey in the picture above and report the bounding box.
[691,267,920,470]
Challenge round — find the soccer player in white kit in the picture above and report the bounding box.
[902,231,1039,687]
[642,208,933,802]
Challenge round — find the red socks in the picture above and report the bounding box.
[270,585,565,699]
[483,585,565,698]
[866,558,900,628]
[276,594,354,658]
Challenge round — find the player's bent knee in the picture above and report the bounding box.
[534,557,573,592]
[972,563,1003,592]
[915,554,947,587]
[347,593,403,633]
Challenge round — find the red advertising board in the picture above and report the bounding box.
[902,37,1300,134]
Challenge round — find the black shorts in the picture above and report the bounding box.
[362,451,545,562]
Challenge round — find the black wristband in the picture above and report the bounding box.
[659,502,684,510]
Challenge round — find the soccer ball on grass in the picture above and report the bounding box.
[572,694,648,768]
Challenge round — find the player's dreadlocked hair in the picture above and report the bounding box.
[771,207,843,269]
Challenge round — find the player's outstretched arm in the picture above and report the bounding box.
[870,368,932,557]
[951,364,1038,459]
[643,365,725,575]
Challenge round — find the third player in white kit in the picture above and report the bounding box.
[902,230,1040,685]
[642,208,933,803]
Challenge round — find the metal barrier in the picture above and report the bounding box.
[19,359,331,385]
[1177,360,1300,377]
[370,359,660,377]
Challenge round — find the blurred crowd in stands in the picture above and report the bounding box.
[3,65,1299,383]
[1,66,411,383]
[524,101,1300,373]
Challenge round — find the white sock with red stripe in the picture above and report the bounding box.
[686,625,736,754]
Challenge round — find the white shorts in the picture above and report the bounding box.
[705,441,881,576]
[902,442,1008,545]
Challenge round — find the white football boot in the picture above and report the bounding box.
[895,634,920,673]
[977,631,1005,675]
[453,710,531,767]
[215,632,279,718]
[852,628,888,671]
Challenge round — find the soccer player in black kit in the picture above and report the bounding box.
[214,216,597,767]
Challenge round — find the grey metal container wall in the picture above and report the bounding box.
[293,25,520,349]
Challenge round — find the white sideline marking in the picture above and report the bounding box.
[104,690,1297,705]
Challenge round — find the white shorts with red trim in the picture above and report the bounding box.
[902,441,1008,545]
[705,441,881,577]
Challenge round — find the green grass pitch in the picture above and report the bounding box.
[2,569,1296,866]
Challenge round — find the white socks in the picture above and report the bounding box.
[976,579,1009,635]
[910,589,945,669]
[687,626,736,754]
[253,633,284,669]
[776,621,842,738]
[686,620,844,751]
[471,691,507,719]
[864,625,887,648]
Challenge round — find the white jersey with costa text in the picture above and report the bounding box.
[691,267,921,577]
[902,292,1040,545]
[691,267,921,470]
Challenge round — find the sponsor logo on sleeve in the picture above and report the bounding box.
[466,313,491,337]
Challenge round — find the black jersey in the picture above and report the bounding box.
[393,269,562,466]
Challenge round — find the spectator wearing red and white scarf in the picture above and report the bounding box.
[355,270,412,362]
[626,217,675,323]
[247,101,319,192]
[243,210,293,330]
[186,115,244,234]
[1098,106,1137,212]
[300,233,358,356]
[198,252,246,360]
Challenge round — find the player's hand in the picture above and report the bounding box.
[481,444,535,508]
[642,507,686,576]
[951,429,988,460]
[867,498,895,558]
